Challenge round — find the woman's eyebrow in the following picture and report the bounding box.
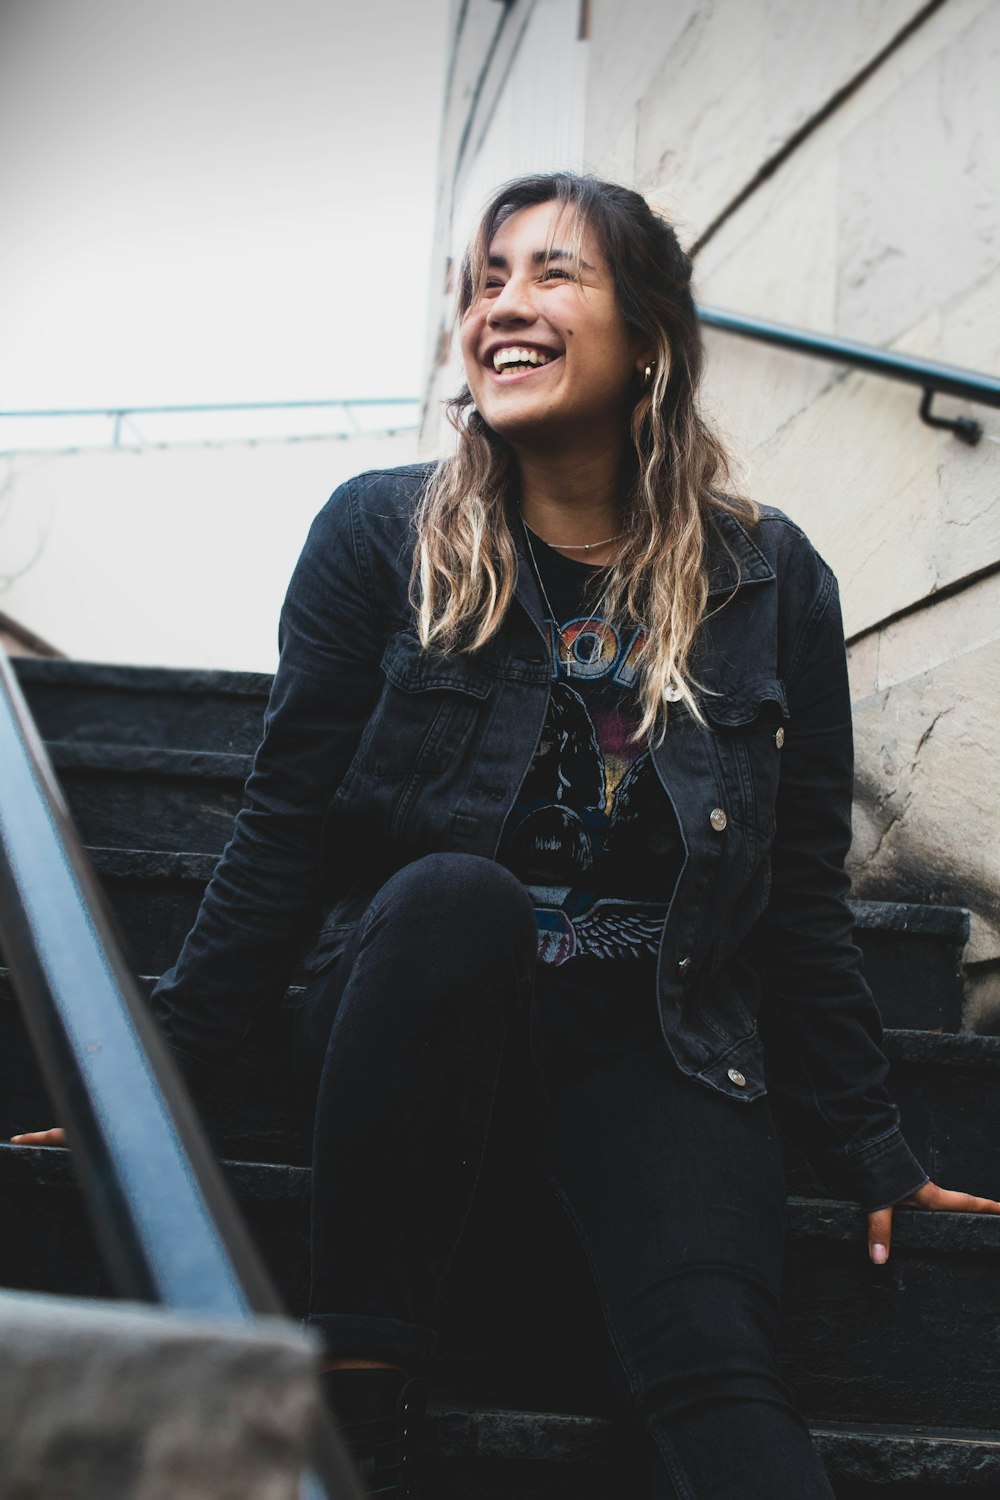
[486,248,595,271]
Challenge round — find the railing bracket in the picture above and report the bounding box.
[919,389,982,446]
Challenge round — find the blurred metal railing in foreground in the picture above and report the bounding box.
[697,305,1000,445]
[0,644,362,1500]
[0,397,420,454]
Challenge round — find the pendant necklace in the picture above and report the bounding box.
[522,518,613,680]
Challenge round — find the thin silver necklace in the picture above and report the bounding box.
[522,520,609,680]
[525,526,623,553]
[548,533,622,552]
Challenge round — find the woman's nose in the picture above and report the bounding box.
[487,273,535,326]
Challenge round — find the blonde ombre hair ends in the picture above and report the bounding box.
[411,173,759,739]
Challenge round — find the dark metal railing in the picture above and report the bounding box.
[0,645,362,1500]
[697,305,1000,445]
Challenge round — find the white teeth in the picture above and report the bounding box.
[493,346,553,372]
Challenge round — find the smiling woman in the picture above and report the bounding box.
[20,170,998,1500]
[418,174,740,742]
[460,201,645,449]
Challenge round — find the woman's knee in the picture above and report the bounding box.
[366,854,538,969]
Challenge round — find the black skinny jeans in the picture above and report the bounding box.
[290,854,835,1499]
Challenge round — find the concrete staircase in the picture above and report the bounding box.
[3,657,1000,1497]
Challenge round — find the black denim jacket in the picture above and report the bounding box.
[153,464,927,1211]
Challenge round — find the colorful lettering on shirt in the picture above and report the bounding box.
[543,617,648,684]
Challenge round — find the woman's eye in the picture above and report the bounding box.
[542,267,572,281]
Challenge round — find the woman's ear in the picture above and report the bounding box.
[636,350,671,385]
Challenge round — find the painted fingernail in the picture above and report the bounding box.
[871,1243,888,1265]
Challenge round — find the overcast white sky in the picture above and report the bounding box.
[0,0,449,414]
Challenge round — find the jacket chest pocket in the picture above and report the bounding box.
[702,678,788,848]
[360,633,495,783]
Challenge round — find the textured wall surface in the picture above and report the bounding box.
[657,0,1000,1012]
[428,0,1000,1020]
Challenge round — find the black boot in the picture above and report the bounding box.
[321,1367,426,1499]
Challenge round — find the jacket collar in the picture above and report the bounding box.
[705,511,774,598]
[511,503,774,612]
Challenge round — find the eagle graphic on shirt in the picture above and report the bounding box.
[498,617,678,965]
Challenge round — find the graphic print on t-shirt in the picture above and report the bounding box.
[499,597,681,966]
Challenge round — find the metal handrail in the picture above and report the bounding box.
[0,396,420,452]
[0,398,421,417]
[697,305,1000,445]
[0,644,361,1500]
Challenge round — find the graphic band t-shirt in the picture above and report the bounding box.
[497,530,685,1082]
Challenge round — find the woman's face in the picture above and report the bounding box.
[460,199,646,454]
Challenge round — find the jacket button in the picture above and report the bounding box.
[710,807,728,832]
[727,1067,747,1088]
[665,682,683,702]
[775,727,785,749]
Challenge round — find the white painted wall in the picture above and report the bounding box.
[0,432,418,672]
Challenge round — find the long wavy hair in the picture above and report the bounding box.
[412,172,758,738]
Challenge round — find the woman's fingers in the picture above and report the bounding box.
[867,1179,1000,1264]
[867,1206,892,1264]
[10,1127,66,1147]
[904,1180,1000,1214]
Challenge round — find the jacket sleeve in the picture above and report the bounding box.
[151,479,384,1085]
[753,543,928,1211]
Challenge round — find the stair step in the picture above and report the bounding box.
[422,1403,1000,1496]
[83,847,218,976]
[4,964,997,1182]
[19,846,966,1030]
[781,1199,1000,1432]
[12,659,269,754]
[3,1140,1000,1435]
[47,743,251,854]
[851,901,968,1031]
[812,1421,1000,1496]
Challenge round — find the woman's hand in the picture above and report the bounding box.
[10,1128,66,1147]
[868,1180,1000,1263]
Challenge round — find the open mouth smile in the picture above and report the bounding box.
[489,346,560,378]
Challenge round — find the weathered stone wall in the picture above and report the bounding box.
[424,0,1000,1023]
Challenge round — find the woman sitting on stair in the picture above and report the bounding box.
[16,172,1000,1499]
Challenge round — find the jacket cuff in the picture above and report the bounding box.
[813,1126,929,1212]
